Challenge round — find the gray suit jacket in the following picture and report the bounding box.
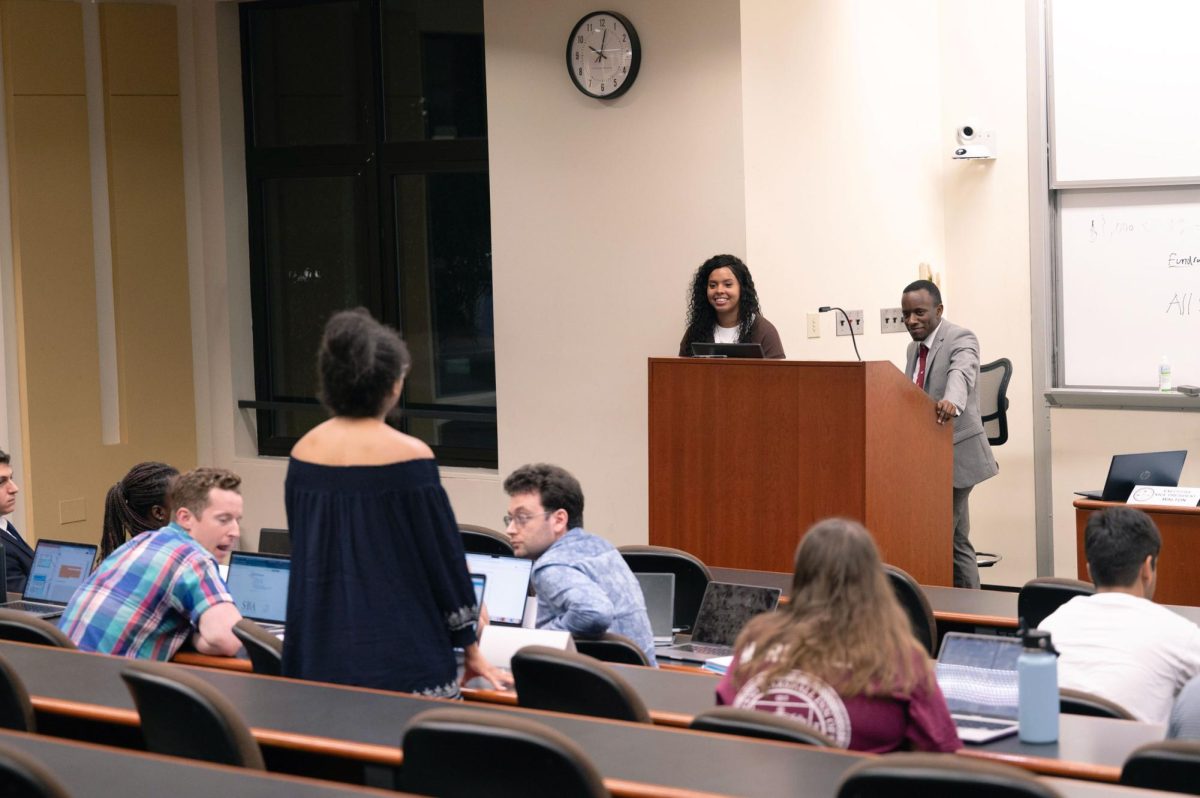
[905,318,999,489]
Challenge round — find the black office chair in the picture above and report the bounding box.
[401,708,610,798]
[257,528,290,556]
[980,358,1013,448]
[884,564,937,656]
[120,662,266,770]
[459,524,514,556]
[1017,577,1094,630]
[0,609,77,649]
[0,655,35,732]
[0,745,71,798]
[232,619,283,677]
[836,752,1062,798]
[1060,688,1135,720]
[511,646,651,723]
[689,707,836,747]
[1121,740,1200,795]
[618,545,711,632]
[572,633,649,666]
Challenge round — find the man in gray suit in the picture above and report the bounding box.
[901,280,998,588]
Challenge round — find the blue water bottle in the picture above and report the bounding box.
[1018,629,1059,744]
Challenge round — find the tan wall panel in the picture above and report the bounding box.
[99,3,178,96]
[2,0,85,96]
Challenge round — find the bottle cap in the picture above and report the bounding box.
[1022,628,1059,655]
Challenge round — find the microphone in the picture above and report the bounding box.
[818,306,862,361]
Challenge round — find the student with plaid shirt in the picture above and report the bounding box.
[59,468,244,660]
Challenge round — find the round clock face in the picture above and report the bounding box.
[566,11,640,99]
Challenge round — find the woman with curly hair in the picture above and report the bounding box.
[98,462,179,562]
[715,518,961,753]
[678,254,785,358]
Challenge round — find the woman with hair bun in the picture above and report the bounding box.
[678,254,785,358]
[283,308,505,695]
[99,462,180,562]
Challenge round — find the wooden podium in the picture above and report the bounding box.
[1074,499,1200,605]
[648,358,954,586]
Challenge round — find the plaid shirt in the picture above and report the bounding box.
[59,523,232,660]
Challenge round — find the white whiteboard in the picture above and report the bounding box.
[1060,189,1200,387]
[1050,0,1200,185]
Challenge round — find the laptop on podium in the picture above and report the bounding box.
[1074,450,1187,502]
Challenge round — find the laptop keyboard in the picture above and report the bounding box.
[4,601,60,615]
[955,717,1016,731]
[677,643,732,657]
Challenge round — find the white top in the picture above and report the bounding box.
[1039,592,1200,723]
[713,323,739,344]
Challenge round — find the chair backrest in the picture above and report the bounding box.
[689,707,836,747]
[618,545,711,631]
[0,655,35,732]
[0,744,71,798]
[978,358,1013,447]
[232,619,283,677]
[120,662,265,770]
[572,633,649,666]
[837,752,1063,798]
[1121,740,1200,794]
[1017,577,1094,630]
[511,645,651,723]
[401,707,610,798]
[884,564,937,656]
[1060,687,1135,720]
[0,609,77,649]
[459,524,514,556]
[257,528,290,555]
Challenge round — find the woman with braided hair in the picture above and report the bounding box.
[99,462,179,561]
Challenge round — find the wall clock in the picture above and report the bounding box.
[566,11,640,99]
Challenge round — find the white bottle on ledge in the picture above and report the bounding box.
[1159,356,1173,392]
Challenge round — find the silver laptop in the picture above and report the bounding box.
[466,552,533,627]
[0,539,98,619]
[935,632,1022,744]
[635,572,675,645]
[656,582,781,663]
[225,551,290,636]
[1074,450,1187,502]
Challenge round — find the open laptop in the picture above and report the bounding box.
[635,572,675,645]
[224,551,290,636]
[466,552,533,627]
[935,632,1022,744]
[1074,450,1187,502]
[690,342,765,358]
[656,582,781,663]
[0,539,98,619]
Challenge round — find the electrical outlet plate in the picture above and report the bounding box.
[806,313,820,339]
[835,310,864,337]
[880,307,906,334]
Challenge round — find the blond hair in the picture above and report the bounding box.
[166,468,242,518]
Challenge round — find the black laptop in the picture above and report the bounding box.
[1074,450,1187,502]
[689,342,765,358]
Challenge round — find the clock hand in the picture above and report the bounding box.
[598,27,608,60]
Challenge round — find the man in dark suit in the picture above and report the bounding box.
[901,280,998,589]
[0,448,33,593]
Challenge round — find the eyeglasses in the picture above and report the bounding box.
[503,510,555,529]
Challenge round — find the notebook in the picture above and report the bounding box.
[0,539,98,619]
[225,551,290,635]
[935,632,1022,744]
[1074,450,1187,502]
[635,572,675,645]
[655,582,781,663]
[466,552,533,627]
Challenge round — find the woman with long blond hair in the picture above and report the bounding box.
[715,518,961,752]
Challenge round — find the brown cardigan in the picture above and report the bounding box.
[678,315,786,359]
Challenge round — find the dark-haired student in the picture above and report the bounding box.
[98,461,179,562]
[284,308,506,695]
[678,254,785,358]
[0,448,32,593]
[1039,507,1200,723]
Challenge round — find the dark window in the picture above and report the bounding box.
[241,0,496,466]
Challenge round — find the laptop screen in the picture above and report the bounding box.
[471,573,487,607]
[23,540,98,604]
[466,553,532,626]
[935,633,1021,719]
[225,552,290,624]
[690,582,781,646]
[635,572,675,639]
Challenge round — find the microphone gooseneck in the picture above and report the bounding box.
[818,306,862,362]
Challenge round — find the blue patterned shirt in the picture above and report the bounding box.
[533,527,656,665]
[59,523,232,660]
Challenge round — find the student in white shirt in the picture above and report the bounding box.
[1039,507,1200,723]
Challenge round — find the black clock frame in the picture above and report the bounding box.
[565,10,641,100]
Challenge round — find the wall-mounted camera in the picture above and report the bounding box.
[953,124,995,160]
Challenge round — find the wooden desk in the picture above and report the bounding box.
[0,728,406,798]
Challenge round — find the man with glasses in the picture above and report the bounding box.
[503,463,656,665]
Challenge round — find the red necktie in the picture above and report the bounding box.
[916,344,929,390]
